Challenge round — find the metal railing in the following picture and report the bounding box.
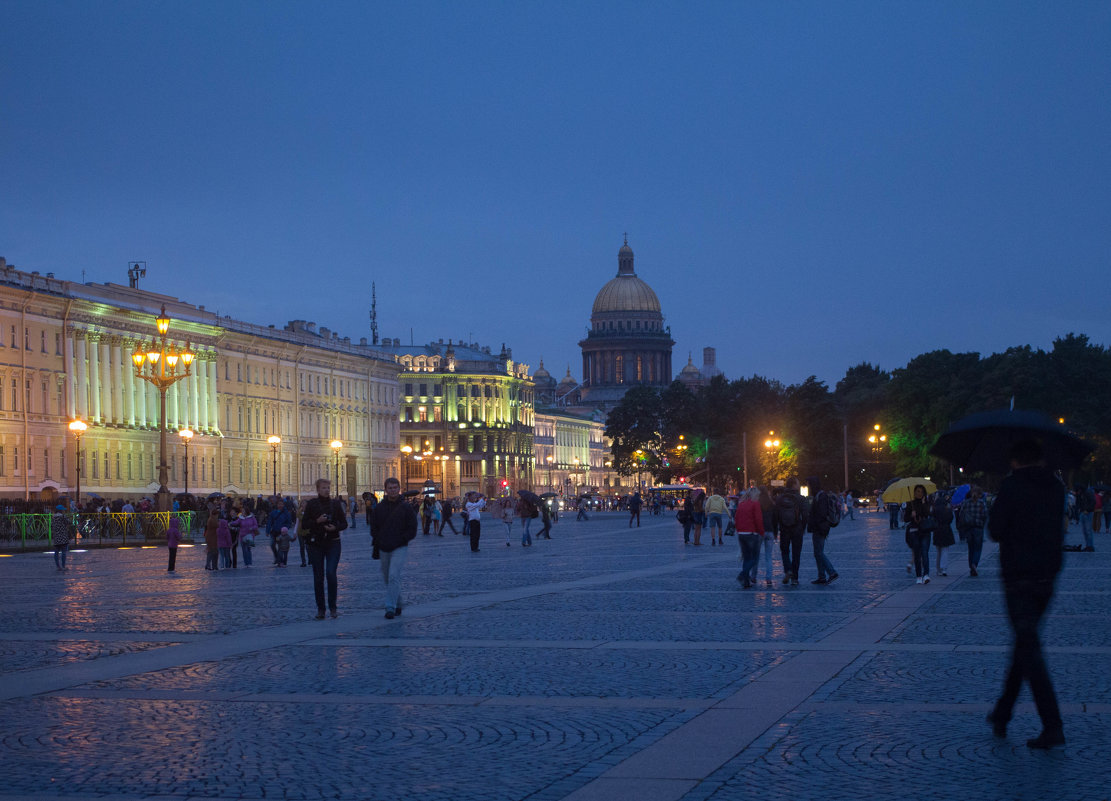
[0,511,199,550]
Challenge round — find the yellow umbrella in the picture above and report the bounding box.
[881,477,936,504]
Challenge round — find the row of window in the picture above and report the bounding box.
[0,323,63,355]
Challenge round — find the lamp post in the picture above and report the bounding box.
[867,424,887,465]
[268,435,281,498]
[634,449,644,490]
[330,440,343,496]
[68,419,87,509]
[763,431,780,486]
[132,305,195,512]
[178,429,194,495]
[400,445,413,489]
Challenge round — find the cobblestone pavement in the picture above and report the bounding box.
[1,511,1109,800]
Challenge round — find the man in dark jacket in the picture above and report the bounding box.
[806,477,839,585]
[302,478,348,619]
[775,477,807,586]
[987,439,1066,749]
[369,477,418,619]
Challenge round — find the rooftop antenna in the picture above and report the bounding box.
[127,261,147,289]
[369,282,379,345]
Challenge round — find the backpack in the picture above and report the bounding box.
[820,491,841,528]
[776,493,801,529]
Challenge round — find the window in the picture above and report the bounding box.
[115,452,121,479]
[55,333,61,355]
[103,452,108,478]
[405,383,413,396]
[419,383,427,397]
[127,453,133,480]
[418,407,428,422]
[615,355,624,384]
[42,382,47,415]
[43,448,49,478]
[237,364,242,382]
[24,327,30,350]
[9,326,15,348]
[433,384,441,396]
[91,450,98,478]
[434,406,443,422]
[40,331,46,352]
[316,376,320,394]
[300,373,304,392]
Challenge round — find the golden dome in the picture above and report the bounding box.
[591,274,662,315]
[590,238,662,316]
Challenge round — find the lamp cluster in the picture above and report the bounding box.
[131,305,195,387]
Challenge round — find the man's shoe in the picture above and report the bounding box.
[986,712,1007,738]
[314,610,326,620]
[1026,730,1065,749]
[330,609,338,619]
[395,605,402,616]
[970,566,978,577]
[791,577,799,586]
[737,573,746,584]
[827,573,839,584]
[916,576,924,584]
[1083,546,1095,552]
[923,574,931,584]
[811,578,828,585]
[782,576,791,585]
[384,610,396,619]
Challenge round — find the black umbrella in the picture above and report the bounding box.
[539,492,559,499]
[402,489,422,498]
[207,492,225,500]
[517,489,542,505]
[929,409,1093,473]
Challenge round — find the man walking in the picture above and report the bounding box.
[806,477,839,585]
[369,477,418,620]
[302,478,347,619]
[958,485,989,576]
[464,491,486,552]
[628,492,643,528]
[987,440,1066,749]
[775,477,807,586]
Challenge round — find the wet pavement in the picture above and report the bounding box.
[1,509,1108,800]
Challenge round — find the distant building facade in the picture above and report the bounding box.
[0,257,400,503]
[379,338,534,497]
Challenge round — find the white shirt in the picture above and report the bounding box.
[465,499,486,521]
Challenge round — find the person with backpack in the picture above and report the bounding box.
[806,476,840,585]
[775,478,807,586]
[932,492,956,576]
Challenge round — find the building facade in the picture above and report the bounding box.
[532,408,614,495]
[379,338,534,497]
[0,257,400,504]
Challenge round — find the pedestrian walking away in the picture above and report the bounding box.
[903,484,933,584]
[705,489,728,546]
[807,477,840,584]
[931,491,955,576]
[987,439,1067,749]
[203,507,220,571]
[166,515,182,572]
[370,477,418,619]
[957,485,989,576]
[536,497,553,540]
[302,478,348,619]
[775,478,806,585]
[734,488,765,589]
[51,506,72,572]
[629,491,643,528]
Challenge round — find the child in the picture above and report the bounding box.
[277,526,291,567]
[167,516,182,572]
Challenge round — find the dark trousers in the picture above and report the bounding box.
[779,526,804,578]
[307,540,342,612]
[299,536,308,565]
[167,547,177,572]
[439,516,459,535]
[270,535,280,563]
[230,537,238,568]
[994,579,1063,731]
[537,519,552,539]
[468,520,481,551]
[629,509,640,527]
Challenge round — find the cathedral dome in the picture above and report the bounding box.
[532,359,555,387]
[591,238,662,316]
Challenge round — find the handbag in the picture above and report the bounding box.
[918,515,938,532]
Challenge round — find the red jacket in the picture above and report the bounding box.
[733,499,765,535]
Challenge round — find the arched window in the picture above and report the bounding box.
[615,355,624,384]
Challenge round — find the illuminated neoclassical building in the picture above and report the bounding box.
[0,257,400,503]
[379,338,534,496]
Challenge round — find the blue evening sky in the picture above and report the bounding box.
[2,1,1109,387]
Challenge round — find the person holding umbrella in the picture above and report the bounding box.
[464,491,486,552]
[986,439,1067,749]
[903,484,934,584]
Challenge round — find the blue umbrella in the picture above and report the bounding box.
[949,484,971,505]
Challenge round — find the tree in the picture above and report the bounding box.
[604,385,663,477]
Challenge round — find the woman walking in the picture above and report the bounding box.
[691,489,706,546]
[931,492,955,576]
[237,506,259,567]
[903,484,934,584]
[500,498,516,547]
[204,507,220,570]
[757,487,777,586]
[217,517,233,570]
[734,488,765,589]
[518,497,535,546]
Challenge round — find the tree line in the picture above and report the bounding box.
[604,334,1111,493]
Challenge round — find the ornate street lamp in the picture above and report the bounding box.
[178,429,194,495]
[68,419,87,508]
[330,440,343,496]
[132,305,195,512]
[268,435,281,498]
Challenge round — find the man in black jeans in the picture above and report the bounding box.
[987,440,1066,749]
[775,478,806,586]
[302,478,348,619]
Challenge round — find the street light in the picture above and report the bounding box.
[634,449,645,490]
[132,305,195,511]
[68,419,87,508]
[330,440,343,496]
[400,445,413,488]
[867,423,887,464]
[178,428,194,495]
[268,435,281,498]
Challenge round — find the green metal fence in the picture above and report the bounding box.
[0,511,199,550]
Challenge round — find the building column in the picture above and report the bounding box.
[88,335,102,423]
[98,338,111,423]
[169,380,180,431]
[111,338,124,424]
[206,358,219,434]
[197,357,209,431]
[191,365,201,433]
[123,340,136,426]
[64,333,76,419]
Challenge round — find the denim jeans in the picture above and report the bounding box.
[521,519,532,546]
[994,579,1062,732]
[379,545,407,613]
[219,546,232,568]
[307,540,342,612]
[240,540,253,566]
[681,519,693,543]
[1079,512,1094,548]
[53,543,69,570]
[966,526,985,568]
[812,532,836,579]
[738,533,762,582]
[911,531,931,577]
[759,532,775,581]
